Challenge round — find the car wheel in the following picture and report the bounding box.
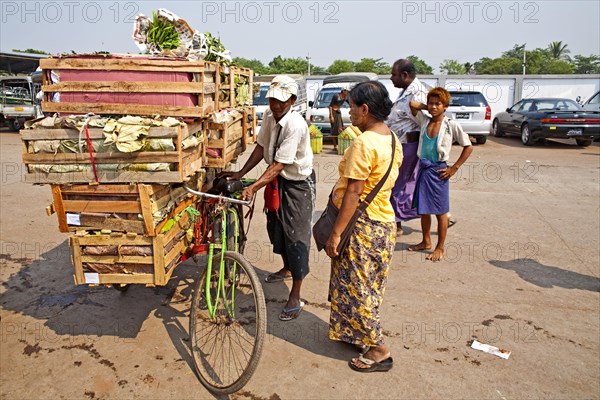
[575,138,592,147]
[521,124,534,146]
[492,119,504,137]
[475,135,487,145]
[9,119,23,132]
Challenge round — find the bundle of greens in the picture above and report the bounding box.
[147,11,180,50]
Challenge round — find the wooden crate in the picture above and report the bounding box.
[218,66,253,110]
[21,120,205,184]
[205,111,247,169]
[39,55,222,118]
[70,210,193,286]
[244,106,258,145]
[50,181,202,236]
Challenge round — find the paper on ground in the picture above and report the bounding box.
[471,340,511,359]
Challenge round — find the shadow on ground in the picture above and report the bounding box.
[488,258,600,292]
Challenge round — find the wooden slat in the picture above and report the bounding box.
[23,151,182,164]
[70,237,86,284]
[97,274,154,284]
[40,57,218,72]
[76,234,152,246]
[80,255,153,265]
[153,235,165,285]
[73,217,145,235]
[25,171,186,184]
[51,185,69,232]
[21,126,179,140]
[41,101,214,118]
[137,184,156,236]
[42,81,215,94]
[63,199,140,214]
[59,183,141,195]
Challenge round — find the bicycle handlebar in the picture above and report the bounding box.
[183,185,252,206]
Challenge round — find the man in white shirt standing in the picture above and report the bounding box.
[386,59,429,234]
[226,75,315,321]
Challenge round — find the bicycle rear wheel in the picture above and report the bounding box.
[189,251,266,394]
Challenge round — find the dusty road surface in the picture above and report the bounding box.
[1,128,599,399]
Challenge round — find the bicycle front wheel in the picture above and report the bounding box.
[189,251,266,394]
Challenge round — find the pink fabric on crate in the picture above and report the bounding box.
[59,69,197,107]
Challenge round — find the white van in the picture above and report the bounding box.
[253,74,307,124]
[305,73,378,134]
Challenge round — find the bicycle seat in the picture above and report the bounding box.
[211,177,244,195]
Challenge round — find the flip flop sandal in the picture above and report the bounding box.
[279,301,305,321]
[349,355,394,373]
[265,272,292,283]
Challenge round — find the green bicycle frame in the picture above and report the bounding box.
[204,206,241,319]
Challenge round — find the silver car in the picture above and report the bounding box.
[582,91,600,112]
[446,91,492,144]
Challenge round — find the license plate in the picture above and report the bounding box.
[567,129,583,136]
[455,113,470,120]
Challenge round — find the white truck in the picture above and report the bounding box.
[0,76,38,131]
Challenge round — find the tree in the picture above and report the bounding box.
[353,58,391,74]
[474,57,522,74]
[541,59,574,74]
[267,56,308,74]
[573,55,600,74]
[547,41,571,60]
[327,60,354,75]
[439,59,465,75]
[464,62,474,74]
[406,55,433,74]
[231,57,269,75]
[12,48,50,55]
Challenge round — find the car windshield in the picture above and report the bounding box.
[314,88,349,108]
[449,92,488,107]
[253,86,269,106]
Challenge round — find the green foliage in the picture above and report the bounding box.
[406,55,433,74]
[439,59,466,75]
[327,60,355,75]
[12,48,50,55]
[573,55,600,74]
[232,57,269,75]
[354,58,390,74]
[547,41,571,60]
[268,56,309,74]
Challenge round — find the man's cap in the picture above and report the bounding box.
[266,75,298,102]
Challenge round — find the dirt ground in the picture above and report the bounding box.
[1,128,599,400]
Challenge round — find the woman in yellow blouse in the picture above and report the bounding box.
[325,81,403,372]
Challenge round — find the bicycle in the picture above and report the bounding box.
[184,179,266,395]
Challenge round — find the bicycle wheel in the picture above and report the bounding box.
[189,251,266,394]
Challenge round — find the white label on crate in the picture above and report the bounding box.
[84,273,100,284]
[66,213,81,226]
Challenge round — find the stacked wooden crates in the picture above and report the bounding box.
[22,54,255,286]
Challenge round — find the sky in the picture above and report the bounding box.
[1,0,599,74]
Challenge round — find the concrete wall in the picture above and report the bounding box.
[305,74,600,121]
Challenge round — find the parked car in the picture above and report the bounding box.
[446,91,491,144]
[582,90,600,112]
[492,97,600,146]
[306,72,378,134]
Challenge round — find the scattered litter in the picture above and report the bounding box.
[470,340,511,359]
